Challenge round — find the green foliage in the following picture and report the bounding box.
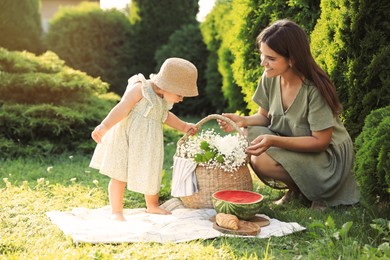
[310,0,351,106]
[45,2,134,94]
[0,0,43,54]
[200,1,228,113]
[0,48,64,73]
[194,140,224,164]
[311,0,390,139]
[344,0,390,138]
[201,0,247,113]
[228,0,320,113]
[155,23,213,116]
[307,216,390,258]
[0,48,118,158]
[354,106,390,208]
[129,0,199,76]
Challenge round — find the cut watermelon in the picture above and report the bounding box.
[212,190,263,220]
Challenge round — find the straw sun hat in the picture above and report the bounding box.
[150,58,199,97]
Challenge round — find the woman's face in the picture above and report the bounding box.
[259,42,291,78]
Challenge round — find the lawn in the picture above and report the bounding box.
[0,120,388,259]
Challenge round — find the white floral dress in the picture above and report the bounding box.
[89,74,173,195]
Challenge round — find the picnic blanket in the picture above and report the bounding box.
[46,203,305,243]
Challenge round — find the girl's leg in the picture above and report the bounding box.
[145,194,171,215]
[251,152,301,205]
[108,178,127,221]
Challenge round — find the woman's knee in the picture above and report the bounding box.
[251,153,270,175]
[250,153,285,177]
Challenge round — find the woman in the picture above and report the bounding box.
[219,19,360,209]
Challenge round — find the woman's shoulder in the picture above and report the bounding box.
[302,78,316,88]
[257,75,279,95]
[302,79,322,98]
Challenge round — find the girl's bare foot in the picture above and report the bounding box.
[147,206,172,215]
[111,212,126,221]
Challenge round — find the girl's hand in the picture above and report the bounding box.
[91,124,108,143]
[218,113,245,132]
[184,123,198,135]
[246,134,273,156]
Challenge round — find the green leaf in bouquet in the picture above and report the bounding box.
[194,154,204,163]
[200,141,210,151]
[216,154,224,163]
[204,150,215,161]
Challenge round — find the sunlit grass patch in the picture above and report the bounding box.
[0,124,389,259]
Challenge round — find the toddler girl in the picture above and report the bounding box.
[90,58,199,221]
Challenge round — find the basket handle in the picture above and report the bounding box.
[177,114,248,147]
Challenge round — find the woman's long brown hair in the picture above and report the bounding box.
[256,19,342,115]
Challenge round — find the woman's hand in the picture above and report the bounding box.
[184,122,198,136]
[218,113,245,132]
[246,134,273,156]
[91,124,108,143]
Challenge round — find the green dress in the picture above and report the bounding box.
[249,75,360,206]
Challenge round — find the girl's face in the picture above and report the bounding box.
[163,91,184,103]
[259,42,291,78]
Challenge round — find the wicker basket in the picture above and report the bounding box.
[177,114,253,209]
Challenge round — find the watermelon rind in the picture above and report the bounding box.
[212,190,263,220]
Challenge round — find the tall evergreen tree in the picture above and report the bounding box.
[200,1,228,113]
[129,0,198,76]
[345,0,390,138]
[0,0,43,54]
[311,0,390,138]
[201,0,247,113]
[310,0,351,111]
[154,23,212,116]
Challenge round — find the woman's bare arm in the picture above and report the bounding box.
[246,127,333,155]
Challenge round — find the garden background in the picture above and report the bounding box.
[0,0,389,259]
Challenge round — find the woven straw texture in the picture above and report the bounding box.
[180,165,253,208]
[177,114,253,209]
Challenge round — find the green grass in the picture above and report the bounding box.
[1,121,389,259]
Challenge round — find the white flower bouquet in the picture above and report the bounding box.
[176,128,248,172]
[175,114,253,209]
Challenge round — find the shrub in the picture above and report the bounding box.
[354,106,390,208]
[0,0,43,54]
[200,0,247,114]
[0,48,119,158]
[311,0,390,139]
[345,0,390,139]
[45,2,134,94]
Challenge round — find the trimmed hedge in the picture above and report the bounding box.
[0,48,118,158]
[45,2,134,95]
[311,0,390,139]
[0,0,43,54]
[354,106,390,207]
[200,1,246,114]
